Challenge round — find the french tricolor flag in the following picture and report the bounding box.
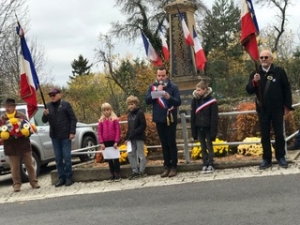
[240,0,259,61]
[192,27,206,71]
[16,25,39,119]
[141,32,163,66]
[178,10,194,46]
[158,25,170,61]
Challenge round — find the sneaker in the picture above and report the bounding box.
[206,165,215,173]
[65,179,73,186]
[139,172,147,178]
[108,176,115,183]
[114,176,121,182]
[55,179,65,187]
[259,160,272,170]
[128,173,139,180]
[278,157,288,168]
[201,166,208,174]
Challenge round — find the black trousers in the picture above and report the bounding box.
[197,127,214,166]
[104,141,120,176]
[156,122,178,168]
[258,110,285,162]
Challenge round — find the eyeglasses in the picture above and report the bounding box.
[49,94,56,97]
[259,56,269,60]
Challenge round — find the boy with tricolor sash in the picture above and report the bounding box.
[190,81,218,173]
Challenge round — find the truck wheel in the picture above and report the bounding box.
[79,136,97,162]
[20,151,41,182]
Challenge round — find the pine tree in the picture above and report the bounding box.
[70,55,93,80]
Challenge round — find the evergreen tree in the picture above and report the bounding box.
[70,55,93,80]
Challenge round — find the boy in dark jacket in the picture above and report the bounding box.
[125,95,147,179]
[191,81,218,173]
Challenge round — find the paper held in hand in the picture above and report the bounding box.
[151,90,165,99]
[127,141,132,153]
[101,147,120,159]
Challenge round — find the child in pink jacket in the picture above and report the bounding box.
[98,103,121,181]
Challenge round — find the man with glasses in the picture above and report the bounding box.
[42,87,77,187]
[246,50,293,170]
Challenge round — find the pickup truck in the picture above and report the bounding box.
[0,104,98,181]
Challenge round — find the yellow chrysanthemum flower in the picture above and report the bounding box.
[0,131,10,140]
[21,128,30,137]
[9,118,19,125]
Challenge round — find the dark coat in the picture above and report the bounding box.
[125,107,146,141]
[0,111,31,156]
[42,99,77,139]
[246,64,293,113]
[145,78,181,123]
[190,88,218,140]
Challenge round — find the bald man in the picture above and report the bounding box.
[246,50,293,170]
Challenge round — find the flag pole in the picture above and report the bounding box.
[38,84,47,109]
[15,13,47,109]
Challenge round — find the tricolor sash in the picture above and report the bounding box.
[151,85,175,125]
[196,99,217,114]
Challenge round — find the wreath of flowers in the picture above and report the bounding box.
[0,118,37,140]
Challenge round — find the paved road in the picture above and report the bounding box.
[1,171,300,225]
[1,161,300,204]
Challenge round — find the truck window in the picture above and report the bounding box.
[34,108,49,126]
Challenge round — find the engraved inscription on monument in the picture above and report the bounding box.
[171,13,195,77]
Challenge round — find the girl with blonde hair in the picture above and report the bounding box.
[97,102,121,181]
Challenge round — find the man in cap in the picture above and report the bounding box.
[42,87,77,187]
[0,98,40,192]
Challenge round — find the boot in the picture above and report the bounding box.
[160,168,170,178]
[168,168,177,177]
[13,184,21,192]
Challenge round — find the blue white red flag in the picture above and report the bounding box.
[141,32,163,66]
[16,25,39,119]
[177,10,194,46]
[240,0,259,61]
[158,25,170,61]
[192,27,206,71]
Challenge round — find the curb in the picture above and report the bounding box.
[50,150,300,185]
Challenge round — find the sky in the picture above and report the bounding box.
[27,0,300,87]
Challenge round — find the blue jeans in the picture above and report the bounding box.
[52,138,72,180]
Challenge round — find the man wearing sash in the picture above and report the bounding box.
[246,50,293,170]
[145,66,181,177]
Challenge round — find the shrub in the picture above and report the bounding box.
[118,144,148,165]
[119,112,160,150]
[237,137,274,156]
[191,138,230,160]
[235,101,296,141]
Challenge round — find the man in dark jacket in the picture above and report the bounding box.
[0,98,40,192]
[246,50,293,170]
[145,66,181,177]
[42,87,77,187]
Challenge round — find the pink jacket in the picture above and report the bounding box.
[97,118,120,143]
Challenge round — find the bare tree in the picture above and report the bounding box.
[0,0,50,101]
[110,0,206,58]
[255,0,294,53]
